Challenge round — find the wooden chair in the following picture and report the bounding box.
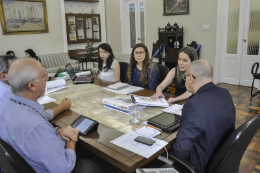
[251,62,260,97]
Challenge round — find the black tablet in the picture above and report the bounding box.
[147,112,181,129]
[71,115,99,135]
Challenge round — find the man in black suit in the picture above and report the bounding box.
[173,60,236,173]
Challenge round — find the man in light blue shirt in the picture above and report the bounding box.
[0,55,72,119]
[0,55,16,104]
[0,58,118,173]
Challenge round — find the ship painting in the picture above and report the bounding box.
[2,0,45,31]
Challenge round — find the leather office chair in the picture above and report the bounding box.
[161,114,260,173]
[251,62,260,97]
[0,138,35,173]
[157,64,169,93]
[119,62,129,83]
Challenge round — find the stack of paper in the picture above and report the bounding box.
[163,104,183,116]
[132,96,169,107]
[107,82,129,90]
[37,95,56,104]
[103,85,144,95]
[45,79,66,94]
[110,131,167,158]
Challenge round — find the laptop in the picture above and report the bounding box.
[65,63,93,84]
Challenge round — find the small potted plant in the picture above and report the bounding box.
[85,40,94,59]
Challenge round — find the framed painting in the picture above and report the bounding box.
[0,0,49,35]
[163,0,189,16]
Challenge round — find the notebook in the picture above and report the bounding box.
[107,82,129,90]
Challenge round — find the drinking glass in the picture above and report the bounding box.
[129,106,141,124]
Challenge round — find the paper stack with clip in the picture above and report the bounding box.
[45,79,67,94]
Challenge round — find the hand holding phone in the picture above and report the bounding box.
[134,136,155,146]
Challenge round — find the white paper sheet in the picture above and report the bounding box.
[163,104,184,115]
[37,96,56,104]
[110,131,168,158]
[45,86,67,94]
[47,79,66,89]
[135,126,161,139]
[103,86,144,95]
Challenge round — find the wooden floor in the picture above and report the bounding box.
[217,83,260,173]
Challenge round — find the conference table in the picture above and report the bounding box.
[44,78,187,173]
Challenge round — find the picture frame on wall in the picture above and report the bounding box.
[163,0,189,16]
[0,0,49,35]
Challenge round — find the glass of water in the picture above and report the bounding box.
[129,106,141,124]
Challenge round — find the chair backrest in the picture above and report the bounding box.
[0,138,35,173]
[251,62,259,75]
[157,64,169,93]
[207,114,260,173]
[114,53,131,63]
[119,62,129,83]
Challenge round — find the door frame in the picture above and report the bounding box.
[215,0,260,87]
[215,0,245,84]
[120,0,146,54]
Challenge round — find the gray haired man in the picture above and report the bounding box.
[0,55,73,120]
[0,58,119,173]
[0,55,17,103]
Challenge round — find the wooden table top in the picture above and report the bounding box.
[46,79,187,173]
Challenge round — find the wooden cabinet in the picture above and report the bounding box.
[158,27,183,64]
[68,48,98,63]
[65,13,101,44]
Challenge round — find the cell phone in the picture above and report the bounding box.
[134,136,155,146]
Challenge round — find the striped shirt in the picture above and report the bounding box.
[0,80,12,104]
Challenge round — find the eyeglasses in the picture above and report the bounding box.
[32,72,48,82]
[182,74,196,80]
[134,51,145,55]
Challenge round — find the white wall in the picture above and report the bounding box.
[106,0,218,76]
[0,0,64,57]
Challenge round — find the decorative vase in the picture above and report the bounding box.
[165,22,171,32]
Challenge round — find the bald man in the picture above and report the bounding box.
[0,59,118,173]
[173,60,235,173]
[0,55,72,121]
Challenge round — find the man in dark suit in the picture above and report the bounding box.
[173,60,236,173]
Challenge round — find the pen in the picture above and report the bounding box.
[146,125,161,131]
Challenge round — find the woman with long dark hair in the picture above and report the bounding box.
[97,43,120,82]
[25,49,42,63]
[151,46,198,103]
[127,43,159,91]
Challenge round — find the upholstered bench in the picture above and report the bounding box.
[20,52,80,74]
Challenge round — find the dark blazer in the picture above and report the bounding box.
[173,82,235,173]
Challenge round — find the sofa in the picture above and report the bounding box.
[20,52,80,74]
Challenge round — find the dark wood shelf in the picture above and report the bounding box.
[66,13,101,44]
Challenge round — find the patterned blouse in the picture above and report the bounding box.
[128,62,159,91]
[32,56,42,63]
